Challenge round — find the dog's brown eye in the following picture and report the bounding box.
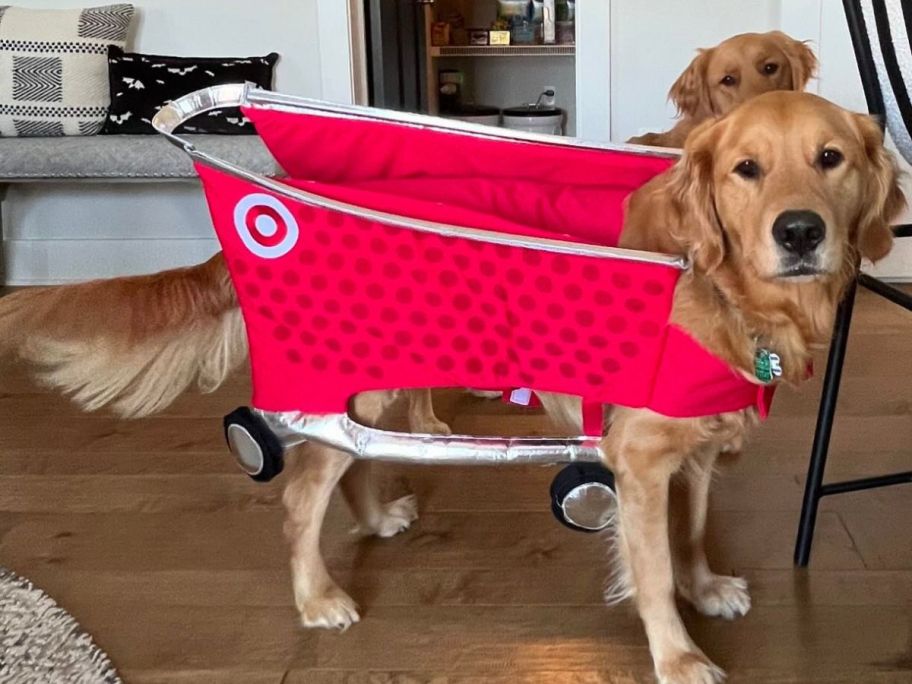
[818,148,844,170]
[720,74,737,86]
[734,159,761,179]
[763,62,779,75]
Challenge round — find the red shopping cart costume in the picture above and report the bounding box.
[198,107,775,436]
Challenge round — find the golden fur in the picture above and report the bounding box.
[629,31,818,149]
[0,91,902,684]
[0,254,244,417]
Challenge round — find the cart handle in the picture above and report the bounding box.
[152,82,251,151]
[151,84,690,269]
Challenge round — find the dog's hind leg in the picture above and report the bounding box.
[282,390,418,630]
[671,447,751,620]
[406,389,451,435]
[282,443,358,630]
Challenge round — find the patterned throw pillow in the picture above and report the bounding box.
[0,4,134,137]
[101,47,279,135]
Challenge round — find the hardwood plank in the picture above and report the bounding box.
[286,671,648,684]
[12,567,910,610]
[0,463,902,517]
[0,468,814,514]
[0,415,227,453]
[74,604,313,672]
[290,670,912,684]
[0,509,865,573]
[839,506,912,570]
[123,670,284,684]
[0,474,282,513]
[0,450,239,475]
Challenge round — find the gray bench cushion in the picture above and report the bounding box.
[0,135,281,181]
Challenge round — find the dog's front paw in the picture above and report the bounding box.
[356,494,419,538]
[656,651,726,684]
[690,575,751,620]
[297,587,360,631]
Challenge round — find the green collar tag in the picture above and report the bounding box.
[755,348,783,384]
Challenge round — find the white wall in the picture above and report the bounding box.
[609,0,782,141]
[3,0,355,284]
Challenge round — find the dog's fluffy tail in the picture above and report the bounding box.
[0,253,246,418]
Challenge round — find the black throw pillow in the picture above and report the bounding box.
[101,46,278,134]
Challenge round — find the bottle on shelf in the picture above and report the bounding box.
[556,0,575,44]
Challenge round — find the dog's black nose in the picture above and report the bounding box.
[772,210,826,256]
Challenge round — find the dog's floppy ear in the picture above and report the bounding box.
[852,113,905,262]
[666,119,727,272]
[669,49,713,118]
[772,31,818,90]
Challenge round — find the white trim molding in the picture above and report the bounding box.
[575,1,611,140]
[315,0,363,105]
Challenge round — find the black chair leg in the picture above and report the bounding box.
[794,278,858,567]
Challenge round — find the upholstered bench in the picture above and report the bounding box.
[0,134,278,181]
[0,135,279,282]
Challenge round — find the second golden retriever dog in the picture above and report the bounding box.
[629,31,818,148]
[0,92,902,683]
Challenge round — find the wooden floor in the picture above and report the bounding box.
[0,288,910,683]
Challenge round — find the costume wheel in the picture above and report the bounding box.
[550,462,618,533]
[223,407,285,482]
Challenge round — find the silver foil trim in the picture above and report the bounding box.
[244,87,681,159]
[151,83,680,159]
[150,85,689,270]
[256,410,604,466]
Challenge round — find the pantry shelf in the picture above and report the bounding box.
[430,45,575,57]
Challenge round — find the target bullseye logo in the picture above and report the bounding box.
[234,193,299,259]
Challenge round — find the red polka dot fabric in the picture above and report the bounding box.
[195,109,775,431]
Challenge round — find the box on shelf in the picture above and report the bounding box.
[432,22,451,46]
[468,29,489,46]
[489,30,511,46]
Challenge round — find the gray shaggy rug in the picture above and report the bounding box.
[0,568,120,683]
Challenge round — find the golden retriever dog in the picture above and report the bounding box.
[629,31,818,148]
[0,91,902,683]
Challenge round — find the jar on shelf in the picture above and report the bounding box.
[497,0,532,20]
[511,17,537,45]
[438,69,463,114]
